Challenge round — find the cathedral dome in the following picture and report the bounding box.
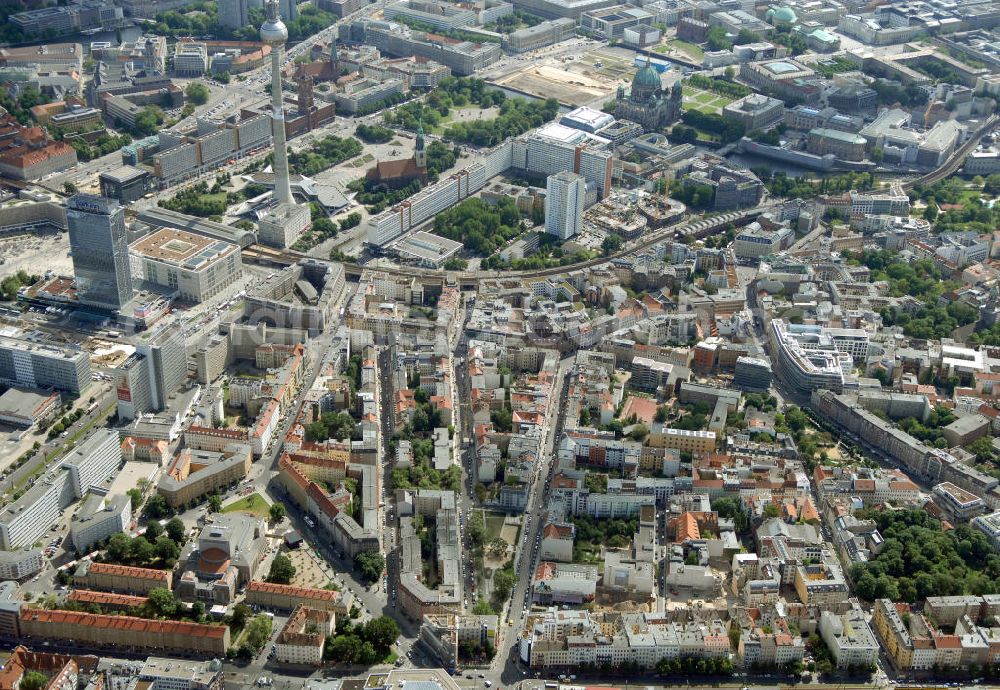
[633,63,661,91]
[768,6,797,24]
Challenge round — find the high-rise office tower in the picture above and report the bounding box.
[545,171,586,240]
[66,194,133,310]
[114,322,187,420]
[139,322,187,409]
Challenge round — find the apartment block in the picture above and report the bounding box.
[502,17,575,53]
[649,427,717,454]
[245,580,353,615]
[819,607,879,670]
[70,494,132,555]
[274,605,335,665]
[18,608,228,656]
[0,549,44,581]
[0,333,91,396]
[73,561,172,595]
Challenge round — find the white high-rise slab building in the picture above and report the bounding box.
[545,170,586,240]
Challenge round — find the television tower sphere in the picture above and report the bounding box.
[260,2,288,45]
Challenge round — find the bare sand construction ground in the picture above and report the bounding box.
[495,64,616,105]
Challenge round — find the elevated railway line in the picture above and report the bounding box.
[244,206,769,285]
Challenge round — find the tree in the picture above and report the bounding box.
[269,502,286,523]
[468,511,486,547]
[707,25,732,51]
[628,424,649,441]
[339,212,362,231]
[129,536,156,564]
[133,107,164,136]
[185,82,210,105]
[473,599,495,615]
[155,535,180,563]
[355,551,385,583]
[231,602,251,629]
[327,634,362,663]
[165,517,186,544]
[601,234,624,256]
[106,532,131,562]
[871,146,884,164]
[191,601,206,619]
[145,520,163,541]
[762,503,780,519]
[784,406,808,434]
[20,672,47,690]
[208,493,223,512]
[268,553,296,584]
[127,488,142,511]
[364,616,400,653]
[355,124,394,143]
[924,201,939,222]
[493,568,516,601]
[144,494,172,519]
[487,537,508,556]
[147,587,177,617]
[63,181,77,195]
[968,436,995,463]
[311,217,337,236]
[242,614,273,654]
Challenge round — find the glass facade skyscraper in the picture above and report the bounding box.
[66,194,133,310]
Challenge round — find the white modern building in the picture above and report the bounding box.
[366,128,611,247]
[0,333,92,396]
[129,227,242,303]
[70,493,132,554]
[0,549,44,580]
[972,510,1000,552]
[545,171,586,240]
[819,607,879,670]
[0,470,73,550]
[63,428,124,498]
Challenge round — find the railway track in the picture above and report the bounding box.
[900,114,998,191]
[251,206,770,284]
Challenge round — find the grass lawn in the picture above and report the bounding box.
[682,87,732,115]
[201,191,227,205]
[667,38,705,60]
[223,493,270,518]
[484,511,507,542]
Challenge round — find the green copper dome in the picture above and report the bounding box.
[633,63,660,91]
[770,6,797,23]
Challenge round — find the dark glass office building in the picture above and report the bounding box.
[66,194,133,310]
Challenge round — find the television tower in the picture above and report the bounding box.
[260,0,293,206]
